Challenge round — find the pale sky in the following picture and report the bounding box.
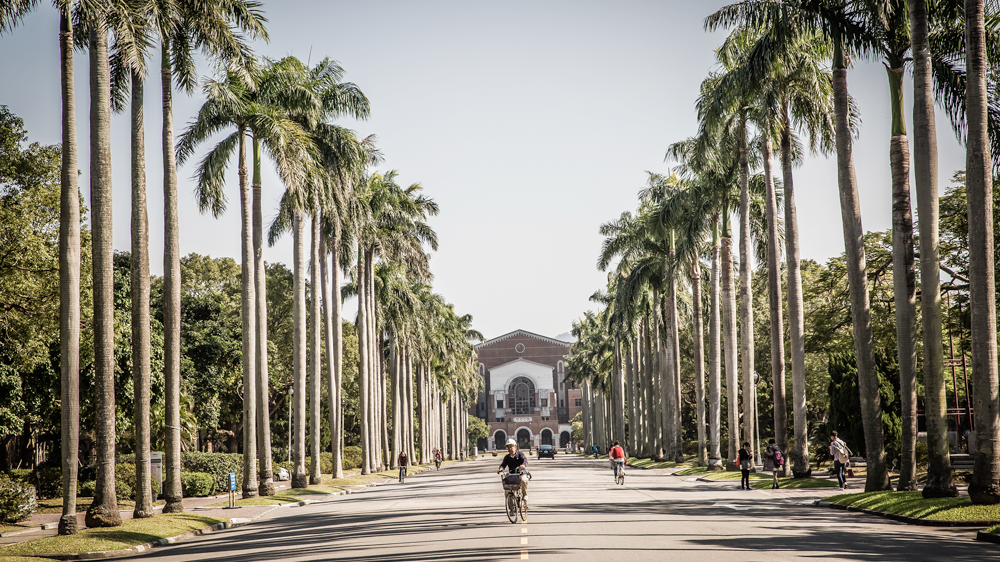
[0,1,970,340]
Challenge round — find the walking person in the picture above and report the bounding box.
[398,451,408,483]
[763,439,784,489]
[738,442,753,490]
[829,431,852,490]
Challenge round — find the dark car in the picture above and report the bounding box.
[537,445,555,459]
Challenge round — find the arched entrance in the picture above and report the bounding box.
[509,377,536,415]
[516,428,531,450]
[541,429,552,446]
[560,431,570,448]
[494,430,507,450]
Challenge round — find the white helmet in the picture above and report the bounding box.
[506,438,517,447]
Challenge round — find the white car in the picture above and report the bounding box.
[277,467,290,481]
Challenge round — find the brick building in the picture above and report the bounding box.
[471,329,581,452]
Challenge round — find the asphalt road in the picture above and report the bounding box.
[123,455,997,561]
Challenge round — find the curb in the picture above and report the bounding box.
[813,500,1000,528]
[977,530,1000,544]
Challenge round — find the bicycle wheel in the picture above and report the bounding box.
[518,495,527,522]
[505,492,518,523]
[617,469,624,485]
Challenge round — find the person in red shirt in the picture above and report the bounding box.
[609,440,626,479]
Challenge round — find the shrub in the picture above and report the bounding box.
[9,469,32,486]
[181,452,243,493]
[31,466,62,500]
[320,452,333,474]
[113,462,161,501]
[115,480,133,503]
[0,473,36,523]
[342,446,362,470]
[180,472,216,497]
[78,480,96,498]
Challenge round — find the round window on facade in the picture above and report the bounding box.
[515,343,525,354]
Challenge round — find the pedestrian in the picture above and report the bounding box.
[738,442,753,490]
[763,439,784,489]
[829,431,852,490]
[397,451,408,482]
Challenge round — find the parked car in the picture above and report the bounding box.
[277,467,290,481]
[537,445,555,459]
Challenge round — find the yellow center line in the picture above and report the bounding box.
[521,551,529,560]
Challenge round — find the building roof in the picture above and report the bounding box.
[488,356,556,372]
[475,329,573,350]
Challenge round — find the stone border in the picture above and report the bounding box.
[976,530,1000,544]
[814,500,1000,528]
[21,476,408,559]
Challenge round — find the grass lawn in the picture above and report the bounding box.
[825,491,1000,523]
[33,497,165,515]
[750,477,838,489]
[675,467,710,476]
[1,514,226,556]
[984,523,1000,534]
[0,524,32,535]
[0,557,61,562]
[699,471,770,481]
[626,457,695,470]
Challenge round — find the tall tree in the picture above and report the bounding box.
[965,0,1000,506]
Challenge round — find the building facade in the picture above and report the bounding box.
[471,329,581,452]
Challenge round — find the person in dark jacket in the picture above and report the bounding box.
[498,438,529,501]
[738,442,753,490]
[398,451,408,482]
[763,439,783,489]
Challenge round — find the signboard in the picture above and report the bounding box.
[229,472,237,492]
[150,452,163,494]
[513,417,532,423]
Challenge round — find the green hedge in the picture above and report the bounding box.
[30,466,61,500]
[0,473,36,523]
[343,446,362,470]
[115,463,160,501]
[180,472,216,497]
[181,452,243,493]
[78,480,95,498]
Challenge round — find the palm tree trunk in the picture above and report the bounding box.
[238,126,258,499]
[252,138,274,496]
[309,215,322,484]
[721,212,739,469]
[669,258,683,462]
[160,39,184,515]
[885,66,924,494]
[709,218,722,470]
[320,235,341,479]
[291,211,308,488]
[965,0,1000,505]
[356,249,370,475]
[738,126,756,465]
[58,9,81,535]
[625,336,637,455]
[613,336,626,446]
[762,135,787,476]
[85,18,121,529]
[645,313,661,460]
[780,108,810,479]
[130,70,153,519]
[832,42,890,491]
[692,258,707,466]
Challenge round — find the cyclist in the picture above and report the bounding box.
[397,451,408,482]
[592,444,599,458]
[434,448,442,470]
[609,440,626,479]
[497,438,529,503]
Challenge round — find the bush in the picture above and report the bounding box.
[31,466,61,500]
[114,462,161,501]
[0,473,36,523]
[9,469,32,486]
[342,446,362,470]
[115,480,133,503]
[181,452,243,493]
[320,452,334,474]
[78,480,96,498]
[180,472,216,497]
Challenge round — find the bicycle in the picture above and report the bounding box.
[398,466,407,484]
[435,458,441,471]
[500,469,531,523]
[613,459,625,485]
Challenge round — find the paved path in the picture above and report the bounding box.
[120,455,996,561]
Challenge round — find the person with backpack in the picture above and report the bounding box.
[829,431,852,490]
[763,439,784,489]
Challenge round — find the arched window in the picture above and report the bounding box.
[479,363,485,377]
[508,377,536,415]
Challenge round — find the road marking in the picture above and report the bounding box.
[521,551,529,559]
[521,527,527,533]
[521,537,528,544]
[712,502,779,511]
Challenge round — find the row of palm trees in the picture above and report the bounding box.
[571,0,1000,505]
[0,0,482,535]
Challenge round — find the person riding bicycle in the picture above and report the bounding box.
[592,444,599,458]
[497,438,529,502]
[609,440,626,478]
[397,451,408,482]
[434,449,442,469]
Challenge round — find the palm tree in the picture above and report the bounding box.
[0,0,84,534]
[157,0,267,512]
[79,0,122,528]
[965,0,1000,506]
[707,0,892,492]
